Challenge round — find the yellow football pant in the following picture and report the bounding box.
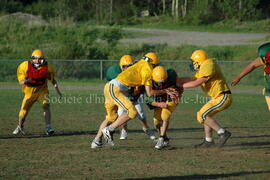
[104,83,137,122]
[153,101,178,126]
[19,91,50,119]
[197,93,232,123]
[265,96,270,111]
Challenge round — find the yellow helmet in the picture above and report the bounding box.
[143,52,160,66]
[31,49,45,59]
[119,55,134,70]
[190,50,208,63]
[152,66,168,83]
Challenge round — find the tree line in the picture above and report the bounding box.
[0,0,269,25]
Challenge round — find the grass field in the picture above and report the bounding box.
[0,82,270,180]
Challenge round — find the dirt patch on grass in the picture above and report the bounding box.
[121,27,269,46]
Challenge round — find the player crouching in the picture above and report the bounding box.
[145,66,183,150]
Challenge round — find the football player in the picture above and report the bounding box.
[13,49,62,135]
[179,50,232,148]
[92,52,178,148]
[231,42,270,111]
[116,55,156,140]
[145,66,183,149]
[91,55,156,148]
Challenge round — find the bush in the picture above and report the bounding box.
[0,20,127,60]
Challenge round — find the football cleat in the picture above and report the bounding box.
[119,129,128,140]
[194,140,215,148]
[163,137,170,147]
[155,137,165,150]
[216,130,231,147]
[12,125,25,135]
[91,140,103,149]
[102,127,115,146]
[144,129,156,140]
[46,126,54,136]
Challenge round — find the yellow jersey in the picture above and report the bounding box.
[195,58,230,98]
[17,61,55,95]
[116,59,153,87]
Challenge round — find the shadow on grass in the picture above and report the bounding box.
[0,130,97,139]
[232,135,270,139]
[0,127,202,139]
[231,141,270,147]
[124,170,270,180]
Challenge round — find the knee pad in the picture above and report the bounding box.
[19,109,28,119]
[127,106,137,119]
[197,111,204,123]
[161,109,172,121]
[106,113,118,122]
[153,118,162,126]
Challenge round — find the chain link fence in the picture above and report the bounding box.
[0,59,265,86]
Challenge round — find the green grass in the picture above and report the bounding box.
[0,82,270,180]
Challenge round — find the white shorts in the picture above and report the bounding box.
[117,95,146,120]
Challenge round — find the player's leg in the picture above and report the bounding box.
[102,84,137,145]
[91,103,117,148]
[158,101,177,148]
[197,93,232,147]
[118,107,128,140]
[153,108,164,149]
[38,92,54,135]
[13,94,35,135]
[95,83,118,147]
[159,121,169,138]
[194,122,215,148]
[103,84,137,133]
[265,96,270,111]
[135,97,156,140]
[91,119,112,148]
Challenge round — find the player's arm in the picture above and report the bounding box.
[177,77,193,85]
[183,77,208,88]
[151,102,168,109]
[231,57,264,86]
[145,85,178,98]
[143,92,168,109]
[48,64,62,97]
[145,85,166,97]
[17,62,29,85]
[51,79,62,98]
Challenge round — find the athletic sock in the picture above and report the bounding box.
[142,127,148,132]
[108,125,115,132]
[217,128,225,135]
[46,124,52,128]
[94,137,101,143]
[205,137,213,142]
